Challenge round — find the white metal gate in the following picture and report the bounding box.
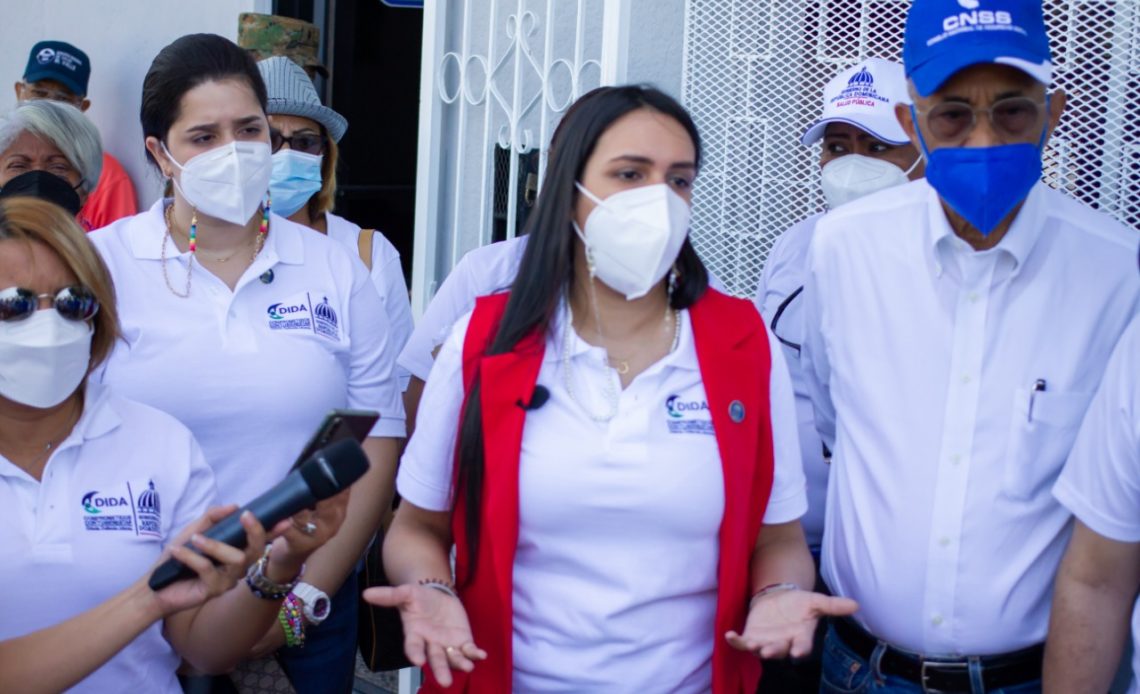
[411,0,619,314]
[682,0,1140,298]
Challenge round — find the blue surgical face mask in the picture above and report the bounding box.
[269,149,323,217]
[912,103,1047,236]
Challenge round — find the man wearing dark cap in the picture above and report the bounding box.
[800,0,1140,691]
[14,40,137,230]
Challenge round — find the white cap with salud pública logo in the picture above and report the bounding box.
[800,58,911,146]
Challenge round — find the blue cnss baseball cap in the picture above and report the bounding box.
[903,0,1052,97]
[23,41,91,98]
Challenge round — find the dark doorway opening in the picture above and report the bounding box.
[275,0,423,287]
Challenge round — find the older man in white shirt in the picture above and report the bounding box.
[801,1,1140,692]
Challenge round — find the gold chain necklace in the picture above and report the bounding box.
[161,203,192,298]
[1,399,80,472]
[562,291,682,422]
[161,204,270,298]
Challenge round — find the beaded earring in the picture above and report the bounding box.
[255,196,270,256]
[585,244,598,279]
[187,210,198,252]
[666,265,679,325]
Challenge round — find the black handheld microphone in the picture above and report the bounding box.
[148,438,370,591]
[517,384,550,411]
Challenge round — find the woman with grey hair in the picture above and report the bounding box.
[0,99,102,230]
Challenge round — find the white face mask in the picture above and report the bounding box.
[0,309,92,409]
[573,182,691,300]
[820,153,920,209]
[163,141,273,225]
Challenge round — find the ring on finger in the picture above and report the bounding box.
[445,646,457,655]
[293,519,317,535]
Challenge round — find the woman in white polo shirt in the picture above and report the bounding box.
[88,34,405,693]
[257,56,413,392]
[0,196,346,693]
[366,86,858,692]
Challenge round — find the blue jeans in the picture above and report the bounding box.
[819,624,1041,694]
[276,571,359,694]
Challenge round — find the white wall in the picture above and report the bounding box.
[0,0,271,209]
[625,0,685,99]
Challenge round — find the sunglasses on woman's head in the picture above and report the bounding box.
[0,286,99,322]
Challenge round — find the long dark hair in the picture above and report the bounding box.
[140,34,268,166]
[454,85,708,578]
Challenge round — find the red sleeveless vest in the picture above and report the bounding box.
[423,288,775,693]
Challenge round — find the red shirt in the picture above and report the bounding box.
[79,152,137,232]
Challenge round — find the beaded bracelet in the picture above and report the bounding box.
[418,578,458,599]
[278,594,306,648]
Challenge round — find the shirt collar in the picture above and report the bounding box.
[69,382,121,442]
[549,298,699,372]
[123,199,170,260]
[926,181,1048,279]
[0,382,121,482]
[125,200,305,266]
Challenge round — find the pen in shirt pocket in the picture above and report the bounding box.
[1027,379,1047,423]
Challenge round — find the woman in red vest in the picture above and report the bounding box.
[367,86,857,692]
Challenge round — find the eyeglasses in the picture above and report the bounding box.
[915,96,1047,145]
[269,129,325,155]
[21,83,84,107]
[0,286,99,322]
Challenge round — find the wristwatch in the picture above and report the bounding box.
[291,582,332,625]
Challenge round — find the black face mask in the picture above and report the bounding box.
[0,170,82,216]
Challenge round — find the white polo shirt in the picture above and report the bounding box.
[398,236,528,381]
[756,212,827,548]
[399,301,807,692]
[0,383,214,693]
[802,179,1140,655]
[90,200,406,508]
[1054,316,1140,693]
[325,213,414,391]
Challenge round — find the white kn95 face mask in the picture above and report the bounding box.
[164,141,273,225]
[820,153,919,209]
[573,182,692,300]
[0,309,92,408]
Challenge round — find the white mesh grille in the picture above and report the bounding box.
[682,0,1140,298]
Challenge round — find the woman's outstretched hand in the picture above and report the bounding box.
[726,589,859,659]
[364,584,486,687]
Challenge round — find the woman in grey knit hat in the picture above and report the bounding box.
[258,56,413,395]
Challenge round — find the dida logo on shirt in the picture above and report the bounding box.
[81,490,127,514]
[665,394,714,435]
[268,302,309,320]
[267,292,339,341]
[79,480,163,538]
